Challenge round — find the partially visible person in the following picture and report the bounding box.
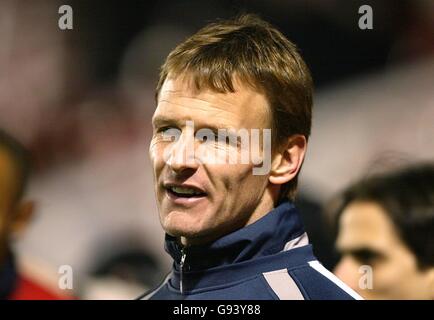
[332,163,434,299]
[0,129,67,299]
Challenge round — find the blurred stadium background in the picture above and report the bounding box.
[0,0,433,298]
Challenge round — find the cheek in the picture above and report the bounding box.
[371,257,416,293]
[371,263,398,289]
[149,140,166,173]
[217,163,268,196]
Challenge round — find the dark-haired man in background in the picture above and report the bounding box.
[141,15,362,300]
[334,163,434,300]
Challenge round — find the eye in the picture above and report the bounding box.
[216,132,239,148]
[157,127,181,142]
[196,129,216,144]
[351,249,382,265]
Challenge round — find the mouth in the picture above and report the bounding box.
[164,183,208,204]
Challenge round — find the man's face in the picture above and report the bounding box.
[334,201,434,299]
[149,76,274,245]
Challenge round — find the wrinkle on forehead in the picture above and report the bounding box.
[158,98,242,124]
[157,77,271,129]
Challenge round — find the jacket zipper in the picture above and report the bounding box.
[179,248,187,294]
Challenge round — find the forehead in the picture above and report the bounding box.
[337,201,402,252]
[154,76,270,129]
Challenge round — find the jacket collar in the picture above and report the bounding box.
[165,201,307,272]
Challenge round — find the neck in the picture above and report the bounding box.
[179,187,277,247]
[164,200,306,273]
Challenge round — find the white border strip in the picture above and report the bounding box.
[282,232,309,252]
[263,269,305,300]
[308,261,363,300]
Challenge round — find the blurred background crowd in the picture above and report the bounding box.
[0,0,433,299]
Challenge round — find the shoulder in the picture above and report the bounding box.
[260,261,363,300]
[285,261,363,300]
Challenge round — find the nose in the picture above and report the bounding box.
[334,256,361,292]
[166,131,199,174]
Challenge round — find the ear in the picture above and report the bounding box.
[10,200,35,236]
[269,134,307,186]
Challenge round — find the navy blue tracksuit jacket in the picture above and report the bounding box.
[143,201,362,300]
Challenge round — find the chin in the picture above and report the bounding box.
[162,213,206,238]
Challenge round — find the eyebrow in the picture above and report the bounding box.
[340,247,385,260]
[152,115,237,132]
[151,115,195,131]
[152,115,177,127]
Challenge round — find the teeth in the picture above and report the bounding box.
[170,186,203,195]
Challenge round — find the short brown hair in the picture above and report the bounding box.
[156,14,313,201]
